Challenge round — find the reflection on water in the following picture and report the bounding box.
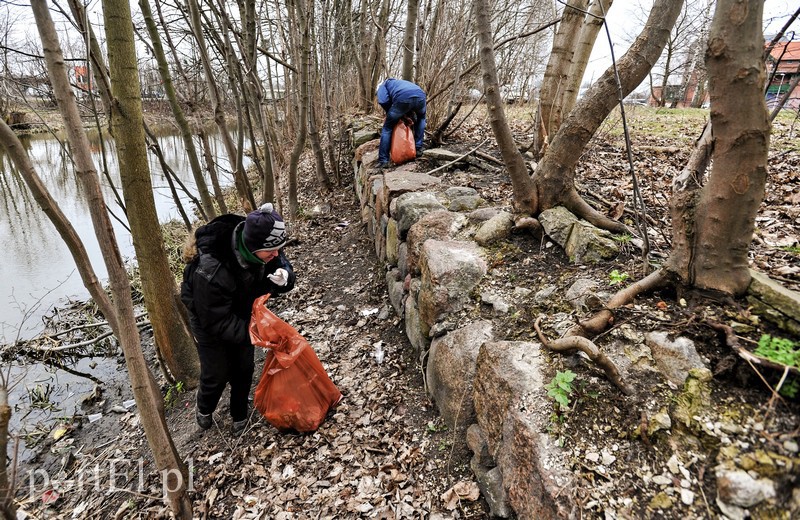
[0,129,248,340]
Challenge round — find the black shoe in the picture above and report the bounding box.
[232,418,248,436]
[196,410,212,430]
[416,150,424,158]
[376,162,390,170]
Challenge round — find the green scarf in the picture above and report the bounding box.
[237,229,265,265]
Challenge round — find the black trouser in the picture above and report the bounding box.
[195,342,255,422]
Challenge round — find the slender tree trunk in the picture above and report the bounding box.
[140,0,215,220]
[535,0,589,158]
[199,129,229,213]
[561,0,613,118]
[0,386,15,520]
[473,0,536,214]
[686,0,769,294]
[288,0,311,215]
[533,0,684,229]
[27,2,193,517]
[186,0,255,213]
[96,0,202,391]
[308,96,331,191]
[402,0,420,80]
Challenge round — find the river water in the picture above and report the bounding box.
[0,128,246,342]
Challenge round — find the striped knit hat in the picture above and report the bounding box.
[242,203,286,252]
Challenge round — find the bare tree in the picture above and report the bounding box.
[532,0,683,228]
[534,0,589,157]
[402,0,420,80]
[140,0,216,220]
[8,3,192,517]
[0,372,12,519]
[186,0,255,213]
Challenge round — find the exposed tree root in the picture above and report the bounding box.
[569,268,669,338]
[564,189,632,235]
[535,318,634,395]
[513,216,543,236]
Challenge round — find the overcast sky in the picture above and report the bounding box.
[2,0,797,91]
[583,0,797,87]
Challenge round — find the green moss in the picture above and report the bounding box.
[672,368,713,429]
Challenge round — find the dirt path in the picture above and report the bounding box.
[19,184,484,519]
[165,186,485,519]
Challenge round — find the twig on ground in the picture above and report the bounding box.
[422,139,489,176]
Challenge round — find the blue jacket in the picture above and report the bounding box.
[377,79,426,112]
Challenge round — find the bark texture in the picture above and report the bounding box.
[473,0,537,214]
[535,0,589,156]
[689,0,769,294]
[533,0,684,228]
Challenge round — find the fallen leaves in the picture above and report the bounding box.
[440,481,481,510]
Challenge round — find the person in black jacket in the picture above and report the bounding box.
[181,203,295,434]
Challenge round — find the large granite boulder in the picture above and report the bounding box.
[418,240,487,336]
[473,340,577,519]
[539,206,619,263]
[426,321,494,429]
[405,210,467,275]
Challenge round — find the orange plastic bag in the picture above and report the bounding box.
[390,119,416,165]
[249,295,342,432]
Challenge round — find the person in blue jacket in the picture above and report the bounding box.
[376,78,426,167]
[181,203,295,435]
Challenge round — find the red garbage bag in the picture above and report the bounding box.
[390,119,416,165]
[249,295,342,432]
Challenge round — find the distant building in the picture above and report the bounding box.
[766,40,800,109]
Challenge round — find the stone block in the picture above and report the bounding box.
[406,210,467,276]
[393,192,447,238]
[386,218,400,266]
[426,321,493,429]
[474,211,514,246]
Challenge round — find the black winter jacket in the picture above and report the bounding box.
[180,214,295,347]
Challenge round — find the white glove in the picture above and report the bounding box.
[267,268,289,286]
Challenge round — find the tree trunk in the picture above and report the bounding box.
[473,0,536,214]
[533,0,684,229]
[288,0,311,215]
[97,0,201,390]
[685,0,769,294]
[561,0,613,118]
[186,0,255,213]
[27,2,193,517]
[140,0,215,220]
[198,129,229,213]
[535,0,589,158]
[402,0,420,80]
[0,386,15,520]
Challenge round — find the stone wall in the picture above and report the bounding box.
[353,142,578,518]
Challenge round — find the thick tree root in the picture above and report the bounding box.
[570,268,669,338]
[564,189,632,235]
[535,318,634,395]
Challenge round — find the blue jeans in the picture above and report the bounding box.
[378,97,426,164]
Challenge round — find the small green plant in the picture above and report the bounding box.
[780,378,799,399]
[608,269,630,286]
[546,370,576,410]
[755,335,799,368]
[164,380,186,409]
[613,233,632,243]
[780,245,800,255]
[426,420,448,433]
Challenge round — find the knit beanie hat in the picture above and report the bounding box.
[243,203,287,253]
